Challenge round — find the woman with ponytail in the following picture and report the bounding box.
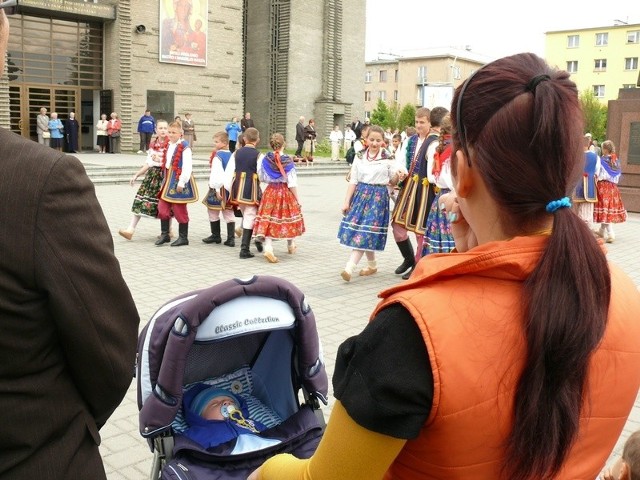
[249,53,640,480]
[253,133,305,263]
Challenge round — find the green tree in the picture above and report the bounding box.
[397,103,416,131]
[370,99,392,128]
[579,89,607,141]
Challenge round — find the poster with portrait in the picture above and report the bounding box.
[159,0,208,66]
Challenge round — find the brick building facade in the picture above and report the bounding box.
[0,0,365,152]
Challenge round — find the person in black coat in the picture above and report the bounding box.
[295,116,305,157]
[64,111,80,153]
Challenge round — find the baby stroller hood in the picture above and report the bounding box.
[137,275,328,438]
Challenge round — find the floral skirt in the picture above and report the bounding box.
[131,166,162,218]
[422,189,455,256]
[594,180,627,224]
[338,183,389,252]
[253,183,305,239]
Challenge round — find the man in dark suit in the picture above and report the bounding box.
[351,117,363,140]
[240,112,255,132]
[295,116,305,157]
[0,9,139,480]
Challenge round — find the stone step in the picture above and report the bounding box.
[86,162,350,185]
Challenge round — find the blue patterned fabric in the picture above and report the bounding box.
[337,183,389,252]
[422,189,455,256]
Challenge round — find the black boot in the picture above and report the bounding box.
[224,222,236,247]
[394,239,416,275]
[254,238,263,252]
[202,221,222,244]
[155,219,171,245]
[171,223,189,246]
[402,265,415,281]
[239,228,255,258]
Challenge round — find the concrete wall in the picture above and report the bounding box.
[245,0,365,146]
[103,0,244,152]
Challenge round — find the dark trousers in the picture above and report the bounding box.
[229,140,237,152]
[139,132,153,151]
[295,140,304,156]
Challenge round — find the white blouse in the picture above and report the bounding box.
[348,149,398,185]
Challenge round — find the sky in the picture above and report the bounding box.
[365,0,637,61]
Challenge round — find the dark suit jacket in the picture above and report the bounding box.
[240,117,254,132]
[295,121,305,143]
[0,128,140,479]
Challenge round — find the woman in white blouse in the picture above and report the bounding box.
[96,113,108,153]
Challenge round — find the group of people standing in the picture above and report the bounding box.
[118,121,305,264]
[338,107,456,282]
[35,107,80,153]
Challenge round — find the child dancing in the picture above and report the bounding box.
[253,133,305,263]
[338,125,399,281]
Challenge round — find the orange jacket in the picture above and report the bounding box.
[374,235,640,479]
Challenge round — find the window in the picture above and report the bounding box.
[623,84,637,89]
[394,69,399,82]
[379,70,387,82]
[567,61,578,73]
[627,31,640,44]
[394,90,399,102]
[452,66,461,80]
[594,59,607,71]
[595,32,608,46]
[378,90,386,101]
[365,71,372,83]
[364,91,372,102]
[625,57,639,70]
[567,35,579,48]
[364,111,370,120]
[417,66,427,82]
[593,85,605,98]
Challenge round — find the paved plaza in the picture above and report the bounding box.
[78,153,640,479]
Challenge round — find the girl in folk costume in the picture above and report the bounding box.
[119,120,170,240]
[253,133,305,263]
[202,131,237,247]
[573,134,600,229]
[156,121,198,247]
[224,127,264,259]
[594,140,627,243]
[338,125,400,281]
[422,114,455,256]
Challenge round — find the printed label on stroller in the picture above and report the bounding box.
[197,297,295,341]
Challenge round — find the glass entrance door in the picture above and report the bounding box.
[26,87,80,147]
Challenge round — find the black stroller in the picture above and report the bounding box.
[137,275,328,479]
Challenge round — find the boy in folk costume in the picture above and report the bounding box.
[156,121,198,247]
[573,134,600,230]
[202,131,236,247]
[390,107,431,280]
[224,127,264,258]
